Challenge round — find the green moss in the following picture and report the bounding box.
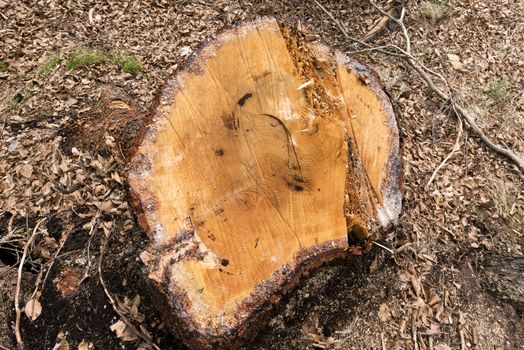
[114,55,142,75]
[37,56,60,76]
[66,47,108,70]
[0,61,7,72]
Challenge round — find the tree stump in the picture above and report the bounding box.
[128,18,401,349]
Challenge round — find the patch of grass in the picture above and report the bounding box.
[420,0,449,23]
[66,47,108,70]
[489,77,511,101]
[114,55,142,75]
[36,56,60,76]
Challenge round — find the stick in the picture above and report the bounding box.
[31,227,71,300]
[14,218,46,350]
[98,236,160,350]
[363,8,394,42]
[80,214,100,285]
[368,0,524,173]
[372,241,395,254]
[312,0,403,57]
[312,0,524,173]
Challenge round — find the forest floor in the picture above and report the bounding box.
[1,0,523,349]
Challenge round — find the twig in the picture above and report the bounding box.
[98,236,160,350]
[412,312,419,350]
[30,226,72,301]
[0,343,11,350]
[363,7,395,42]
[426,115,463,189]
[380,331,387,350]
[369,0,524,172]
[312,0,403,57]
[372,241,394,254]
[14,218,46,350]
[312,0,524,173]
[80,214,100,285]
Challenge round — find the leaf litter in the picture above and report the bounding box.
[1,0,523,349]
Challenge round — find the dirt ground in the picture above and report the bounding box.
[1,0,523,349]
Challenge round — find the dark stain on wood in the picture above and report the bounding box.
[238,93,253,106]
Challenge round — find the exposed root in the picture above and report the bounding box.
[14,218,46,350]
[98,235,160,350]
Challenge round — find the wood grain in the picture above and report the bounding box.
[128,18,401,349]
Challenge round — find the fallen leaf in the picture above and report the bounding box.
[24,298,42,321]
[8,141,19,153]
[77,340,91,350]
[447,53,465,71]
[434,344,452,350]
[110,320,138,341]
[51,332,70,350]
[378,303,391,322]
[19,164,33,179]
[369,255,379,273]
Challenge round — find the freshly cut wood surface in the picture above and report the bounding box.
[128,18,401,349]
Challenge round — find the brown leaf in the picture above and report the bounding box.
[51,332,70,350]
[378,303,391,322]
[110,320,138,342]
[447,53,465,71]
[24,298,42,321]
[77,340,91,350]
[19,164,33,179]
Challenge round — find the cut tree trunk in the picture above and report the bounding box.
[128,18,401,349]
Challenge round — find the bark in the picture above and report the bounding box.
[482,254,524,315]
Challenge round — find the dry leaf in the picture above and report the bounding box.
[434,344,452,350]
[369,255,379,273]
[77,340,91,350]
[378,303,391,322]
[110,320,138,342]
[19,164,33,179]
[24,298,42,321]
[447,53,465,71]
[51,332,70,350]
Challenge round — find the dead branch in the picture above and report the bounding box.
[14,218,46,350]
[313,0,524,173]
[369,0,524,173]
[98,235,160,350]
[312,0,403,57]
